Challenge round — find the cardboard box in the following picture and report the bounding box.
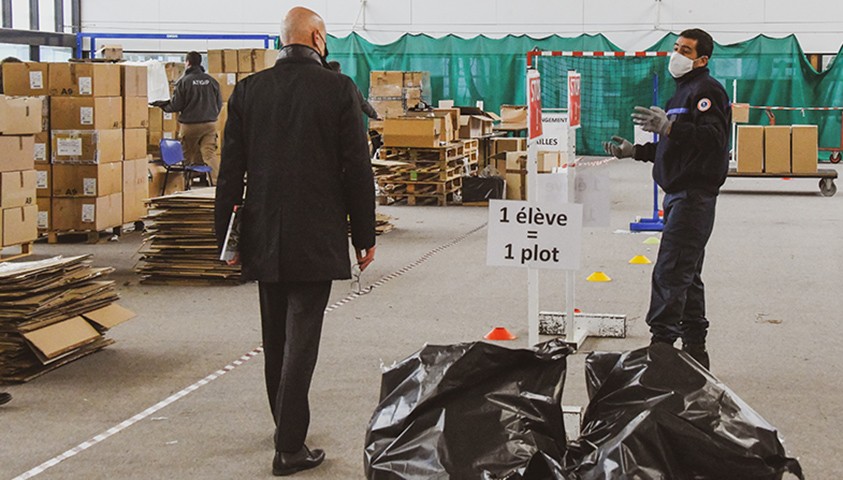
[98,45,123,61]
[492,137,527,157]
[237,48,279,73]
[148,131,163,150]
[163,62,185,83]
[370,71,404,88]
[459,107,499,139]
[791,125,818,174]
[504,172,525,200]
[36,196,50,231]
[0,96,43,135]
[211,73,238,102]
[123,97,149,129]
[33,131,50,163]
[48,63,121,97]
[764,125,791,174]
[82,303,136,330]
[403,72,426,88]
[369,99,405,119]
[51,130,123,164]
[31,95,50,132]
[406,110,455,143]
[161,110,178,132]
[404,87,423,109]
[35,163,50,197]
[52,163,123,197]
[0,135,35,172]
[2,205,37,246]
[148,164,184,197]
[50,96,123,130]
[499,105,527,130]
[736,126,764,173]
[124,128,147,160]
[121,65,148,98]
[732,103,750,124]
[369,84,403,98]
[1,62,49,96]
[51,193,123,231]
[383,117,441,148]
[0,170,37,208]
[21,316,101,362]
[122,158,148,223]
[207,50,239,73]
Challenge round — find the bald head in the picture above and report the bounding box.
[282,7,328,56]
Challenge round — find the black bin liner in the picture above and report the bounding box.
[567,343,804,480]
[365,339,573,480]
[462,176,505,203]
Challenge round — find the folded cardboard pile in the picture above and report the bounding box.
[137,188,241,285]
[0,254,135,383]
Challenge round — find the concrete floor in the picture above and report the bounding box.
[1,159,840,479]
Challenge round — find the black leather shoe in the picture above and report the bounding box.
[272,445,325,476]
[682,343,710,369]
[0,392,11,406]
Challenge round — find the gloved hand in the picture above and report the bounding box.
[632,106,672,136]
[603,136,634,159]
[150,100,168,108]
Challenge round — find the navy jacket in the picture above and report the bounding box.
[634,67,730,194]
[214,45,375,282]
[163,66,222,124]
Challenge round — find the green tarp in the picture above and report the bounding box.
[329,32,842,157]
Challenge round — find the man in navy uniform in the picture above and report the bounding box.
[603,29,730,369]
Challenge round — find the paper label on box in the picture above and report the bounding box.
[36,171,48,188]
[80,107,94,125]
[38,211,48,229]
[163,132,174,139]
[163,112,174,120]
[227,74,236,85]
[78,77,93,95]
[82,204,95,223]
[83,178,97,195]
[29,71,44,89]
[34,143,47,161]
[57,138,83,156]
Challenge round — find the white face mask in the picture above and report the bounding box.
[669,51,695,78]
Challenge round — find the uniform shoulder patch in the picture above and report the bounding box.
[697,98,712,112]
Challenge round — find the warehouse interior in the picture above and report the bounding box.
[1,1,841,479]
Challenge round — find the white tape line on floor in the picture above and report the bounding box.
[12,222,487,480]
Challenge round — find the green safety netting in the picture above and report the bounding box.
[328,32,843,157]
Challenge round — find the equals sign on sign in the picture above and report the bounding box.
[527,230,538,239]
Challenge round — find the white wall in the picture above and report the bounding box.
[80,0,843,53]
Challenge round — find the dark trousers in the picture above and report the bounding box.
[646,189,717,345]
[258,280,332,453]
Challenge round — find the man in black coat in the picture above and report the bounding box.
[214,7,376,476]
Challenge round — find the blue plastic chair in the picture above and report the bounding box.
[159,139,214,195]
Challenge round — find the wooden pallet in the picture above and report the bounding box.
[0,242,34,262]
[379,143,465,163]
[378,163,466,183]
[379,177,462,195]
[378,180,461,206]
[378,191,459,206]
[461,138,479,153]
[46,225,124,244]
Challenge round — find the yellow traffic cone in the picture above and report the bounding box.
[587,271,612,282]
[629,255,652,264]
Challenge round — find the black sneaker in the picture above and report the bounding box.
[0,392,11,406]
[682,343,710,369]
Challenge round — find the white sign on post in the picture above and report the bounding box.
[536,112,568,152]
[486,199,583,270]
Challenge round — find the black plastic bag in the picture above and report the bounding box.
[566,343,804,480]
[365,339,574,480]
[462,176,505,203]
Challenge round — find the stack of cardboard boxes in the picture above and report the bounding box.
[0,96,41,251]
[736,125,818,174]
[2,61,150,237]
[369,71,430,130]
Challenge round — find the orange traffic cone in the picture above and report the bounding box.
[484,327,517,341]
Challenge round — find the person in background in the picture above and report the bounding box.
[0,56,23,94]
[328,60,381,120]
[215,7,376,477]
[603,28,730,370]
[152,51,222,174]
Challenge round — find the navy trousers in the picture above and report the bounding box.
[646,189,717,344]
[258,281,332,453]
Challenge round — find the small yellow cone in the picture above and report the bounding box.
[629,255,652,264]
[587,271,612,282]
[643,237,660,245]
